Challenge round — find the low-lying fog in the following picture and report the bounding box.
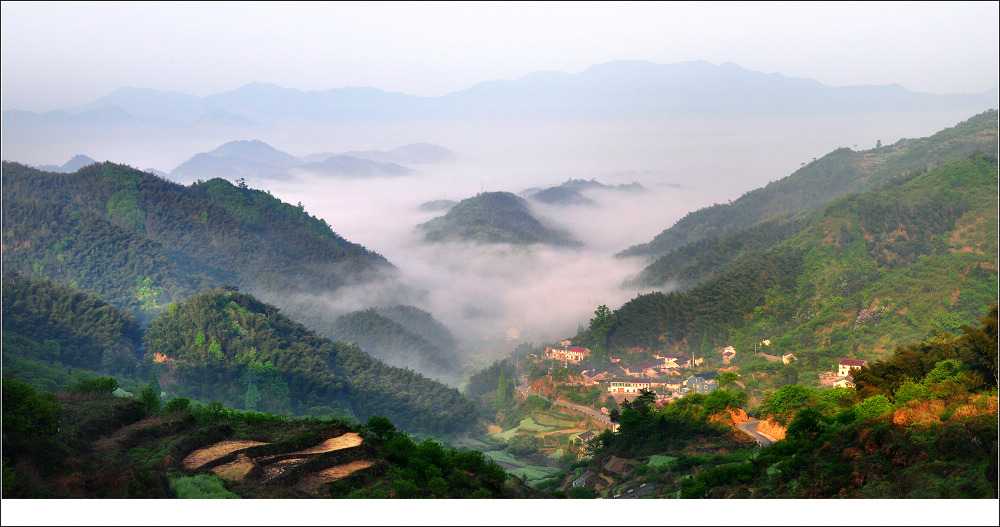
[250,111,962,367]
[199,108,980,372]
[12,107,990,371]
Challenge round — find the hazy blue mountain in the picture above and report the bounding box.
[170,153,291,182]
[169,139,301,182]
[417,199,459,212]
[303,143,454,165]
[10,60,995,128]
[36,154,97,173]
[207,139,301,167]
[71,86,207,122]
[297,155,414,178]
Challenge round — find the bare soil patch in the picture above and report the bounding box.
[212,453,256,481]
[289,432,362,455]
[183,440,268,469]
[295,460,375,493]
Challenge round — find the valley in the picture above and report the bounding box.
[2,72,997,506]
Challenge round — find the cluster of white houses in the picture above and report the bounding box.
[544,340,868,397]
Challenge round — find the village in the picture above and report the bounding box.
[535,339,868,407]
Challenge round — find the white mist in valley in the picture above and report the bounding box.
[261,149,719,369]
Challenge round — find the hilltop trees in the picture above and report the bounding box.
[589,305,617,359]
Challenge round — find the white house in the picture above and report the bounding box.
[838,359,867,377]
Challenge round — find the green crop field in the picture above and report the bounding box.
[483,450,523,467]
[648,455,675,467]
[516,417,556,433]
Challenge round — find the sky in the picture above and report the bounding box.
[2,1,998,112]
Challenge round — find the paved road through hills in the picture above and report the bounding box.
[736,420,773,447]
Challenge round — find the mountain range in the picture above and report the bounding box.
[169,140,444,184]
[4,60,995,176]
[15,60,996,125]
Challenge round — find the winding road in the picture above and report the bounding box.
[736,420,773,447]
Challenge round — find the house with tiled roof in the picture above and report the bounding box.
[620,361,659,377]
[833,376,855,388]
[546,345,591,363]
[652,377,683,392]
[721,346,736,365]
[684,371,720,395]
[606,378,652,394]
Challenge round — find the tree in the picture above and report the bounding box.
[363,415,399,441]
[715,372,739,390]
[497,369,510,405]
[786,407,825,441]
[767,384,812,416]
[589,305,617,356]
[608,407,621,424]
[700,332,711,359]
[139,384,162,414]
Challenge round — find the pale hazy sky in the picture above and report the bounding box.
[1,1,998,111]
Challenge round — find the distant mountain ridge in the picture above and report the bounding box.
[7,60,996,127]
[35,154,97,173]
[168,139,441,184]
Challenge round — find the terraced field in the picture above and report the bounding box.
[183,440,269,469]
[182,430,373,493]
[295,460,376,494]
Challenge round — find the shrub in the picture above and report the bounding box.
[893,381,928,404]
[853,395,893,422]
[169,474,239,499]
[70,376,118,396]
[163,397,191,413]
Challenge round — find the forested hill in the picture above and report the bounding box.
[2,274,144,392]
[1,161,392,324]
[139,288,477,434]
[417,191,581,246]
[329,309,461,382]
[596,152,998,379]
[621,109,998,262]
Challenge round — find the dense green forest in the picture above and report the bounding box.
[2,162,392,326]
[329,308,461,382]
[144,288,477,434]
[1,271,477,435]
[621,109,998,262]
[2,160,485,433]
[2,274,145,392]
[418,191,581,246]
[583,152,998,383]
